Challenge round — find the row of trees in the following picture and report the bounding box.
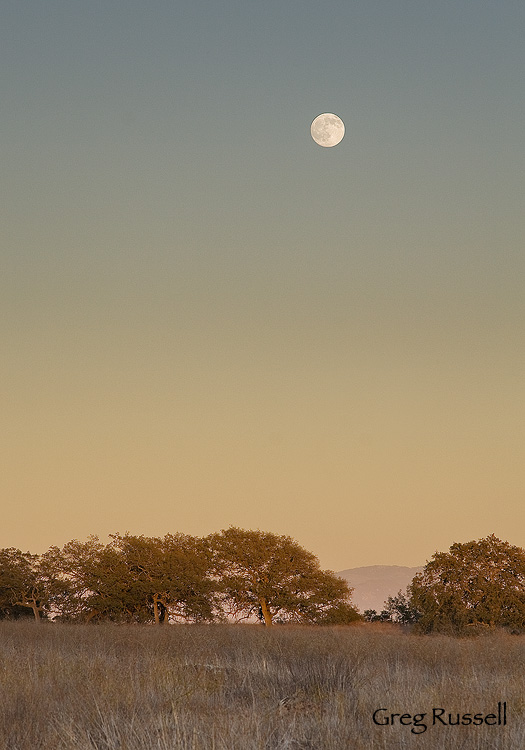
[0,527,360,627]
[364,535,525,634]
[2,530,523,634]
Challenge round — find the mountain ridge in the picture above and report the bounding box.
[336,564,424,613]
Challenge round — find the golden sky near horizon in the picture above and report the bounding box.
[2,2,524,571]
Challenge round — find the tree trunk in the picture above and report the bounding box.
[259,598,273,627]
[153,594,166,625]
[14,598,42,623]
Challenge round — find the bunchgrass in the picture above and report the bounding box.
[0,621,523,749]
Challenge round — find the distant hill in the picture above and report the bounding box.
[336,565,423,614]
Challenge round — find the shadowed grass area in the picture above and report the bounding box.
[0,621,523,749]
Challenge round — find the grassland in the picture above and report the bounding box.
[0,621,523,749]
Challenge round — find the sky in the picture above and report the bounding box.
[1,0,524,571]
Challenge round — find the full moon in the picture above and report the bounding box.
[310,113,345,147]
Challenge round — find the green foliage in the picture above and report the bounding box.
[0,549,35,619]
[363,609,392,623]
[314,601,362,625]
[207,526,359,626]
[110,532,217,623]
[409,534,525,634]
[0,548,62,621]
[45,533,218,624]
[11,528,523,634]
[383,589,420,625]
[52,536,138,622]
[1,528,361,627]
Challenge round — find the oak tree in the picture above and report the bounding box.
[50,536,139,622]
[208,527,359,626]
[409,534,525,634]
[110,532,216,624]
[0,548,48,621]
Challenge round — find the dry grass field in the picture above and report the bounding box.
[0,621,523,749]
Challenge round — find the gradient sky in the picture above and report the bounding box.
[2,1,524,571]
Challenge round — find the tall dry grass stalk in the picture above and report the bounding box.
[0,621,523,749]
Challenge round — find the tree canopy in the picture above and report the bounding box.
[0,548,47,621]
[208,527,360,626]
[409,534,525,634]
[9,529,523,633]
[0,528,360,626]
